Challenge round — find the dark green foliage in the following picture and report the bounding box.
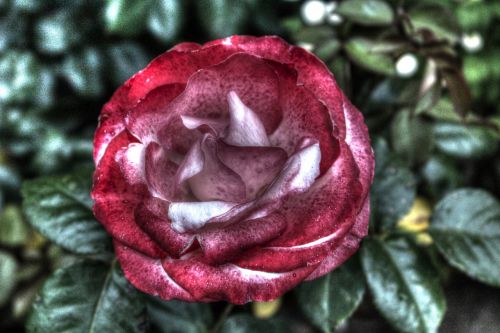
[295,257,366,332]
[27,260,147,333]
[430,189,500,287]
[22,167,111,255]
[361,238,446,333]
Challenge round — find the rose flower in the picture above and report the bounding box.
[92,36,374,304]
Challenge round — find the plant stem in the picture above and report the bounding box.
[209,303,234,333]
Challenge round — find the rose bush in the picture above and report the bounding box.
[91,35,374,304]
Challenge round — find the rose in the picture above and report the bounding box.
[92,35,374,304]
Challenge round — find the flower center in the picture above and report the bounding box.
[168,91,322,233]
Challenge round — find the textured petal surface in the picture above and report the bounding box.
[225,91,270,147]
[115,241,195,301]
[168,201,238,233]
[92,133,166,258]
[188,136,246,202]
[198,213,287,264]
[161,258,317,304]
[144,142,178,201]
[217,143,287,199]
[135,197,194,256]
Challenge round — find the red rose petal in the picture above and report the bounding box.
[134,197,195,256]
[93,84,130,165]
[305,196,370,280]
[188,135,246,202]
[217,142,287,200]
[343,94,375,197]
[225,91,270,147]
[125,83,188,148]
[266,141,363,247]
[161,258,317,304]
[144,142,178,201]
[115,241,195,301]
[116,143,146,186]
[197,212,287,264]
[126,44,238,103]
[207,36,347,139]
[233,187,366,273]
[92,132,166,258]
[155,53,283,152]
[268,61,339,173]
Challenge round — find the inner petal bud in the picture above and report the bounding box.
[225,91,270,147]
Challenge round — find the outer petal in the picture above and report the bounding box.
[305,196,370,280]
[115,241,195,301]
[161,258,317,304]
[93,84,130,165]
[268,61,339,174]
[197,213,287,264]
[343,94,375,197]
[125,83,188,147]
[125,44,237,103]
[92,132,166,258]
[135,197,195,256]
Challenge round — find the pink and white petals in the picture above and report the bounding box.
[92,35,374,304]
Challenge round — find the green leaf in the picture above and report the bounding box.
[337,0,394,26]
[315,39,341,62]
[22,167,111,255]
[409,6,460,43]
[61,47,105,97]
[421,155,462,199]
[27,260,146,333]
[295,26,335,45]
[146,296,213,333]
[295,257,365,332]
[148,0,184,43]
[390,110,434,164]
[107,42,150,86]
[0,11,28,52]
[0,251,18,307]
[345,37,396,75]
[457,2,492,30]
[372,139,416,228]
[0,205,29,246]
[197,0,249,39]
[34,9,82,54]
[429,189,500,287]
[12,0,44,13]
[369,78,420,107]
[361,238,446,333]
[0,51,41,104]
[31,130,74,174]
[433,123,498,159]
[0,163,21,191]
[220,314,287,333]
[104,0,152,36]
[33,67,56,108]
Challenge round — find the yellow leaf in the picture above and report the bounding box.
[397,197,432,233]
[252,298,282,319]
